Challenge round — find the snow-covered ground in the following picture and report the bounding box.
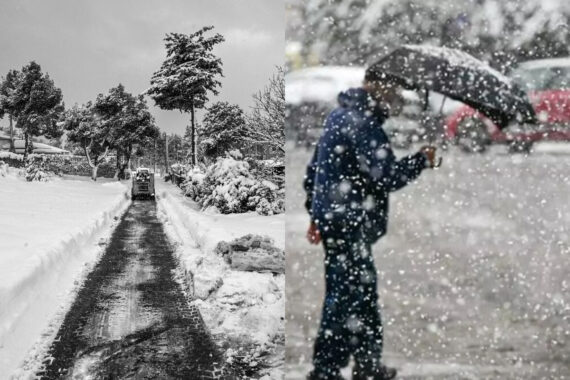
[156,180,285,379]
[0,168,130,376]
[286,144,570,379]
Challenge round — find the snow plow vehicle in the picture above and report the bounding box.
[131,168,155,200]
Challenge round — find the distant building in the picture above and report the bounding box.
[0,134,70,155]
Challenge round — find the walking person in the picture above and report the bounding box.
[304,66,440,380]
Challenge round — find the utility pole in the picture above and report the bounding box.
[8,115,15,153]
[190,103,196,166]
[153,138,157,174]
[164,133,169,178]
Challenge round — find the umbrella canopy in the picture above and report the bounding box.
[368,45,536,128]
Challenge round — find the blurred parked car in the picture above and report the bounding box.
[286,66,447,147]
[445,57,570,152]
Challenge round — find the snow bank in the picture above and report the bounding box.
[156,180,284,378]
[0,172,130,375]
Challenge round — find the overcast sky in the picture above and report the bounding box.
[0,0,284,135]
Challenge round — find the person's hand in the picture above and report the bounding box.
[306,222,321,245]
[419,145,440,168]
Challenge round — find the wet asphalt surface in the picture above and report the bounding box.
[38,201,233,379]
[286,145,570,379]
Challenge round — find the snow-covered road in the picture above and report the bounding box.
[0,172,129,377]
[286,144,570,379]
[39,201,229,379]
[156,180,285,379]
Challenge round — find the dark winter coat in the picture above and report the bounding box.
[304,88,427,243]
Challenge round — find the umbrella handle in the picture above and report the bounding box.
[433,156,442,168]
[427,144,442,168]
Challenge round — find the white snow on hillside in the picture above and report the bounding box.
[0,170,129,376]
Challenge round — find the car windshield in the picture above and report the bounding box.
[511,65,570,91]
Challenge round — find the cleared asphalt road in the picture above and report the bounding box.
[286,144,570,379]
[38,201,233,379]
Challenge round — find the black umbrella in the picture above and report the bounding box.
[368,45,536,128]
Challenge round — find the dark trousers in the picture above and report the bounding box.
[312,233,383,378]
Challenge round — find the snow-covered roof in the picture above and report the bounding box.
[13,141,69,154]
[0,134,70,154]
[0,140,69,155]
[517,57,570,70]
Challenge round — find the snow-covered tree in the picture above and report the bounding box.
[297,0,570,70]
[199,101,247,159]
[62,103,111,181]
[147,26,224,165]
[95,84,159,179]
[245,67,285,158]
[10,62,64,160]
[0,70,22,153]
[167,133,185,163]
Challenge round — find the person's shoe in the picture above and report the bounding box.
[306,370,345,380]
[352,363,397,380]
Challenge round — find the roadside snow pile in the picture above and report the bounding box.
[215,234,285,274]
[157,181,284,379]
[181,152,284,216]
[0,173,129,375]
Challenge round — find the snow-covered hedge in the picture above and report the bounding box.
[0,153,117,178]
[182,152,284,215]
[0,152,22,161]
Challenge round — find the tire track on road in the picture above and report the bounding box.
[38,201,233,379]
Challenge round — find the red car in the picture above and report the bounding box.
[445,57,570,152]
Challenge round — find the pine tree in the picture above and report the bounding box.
[147,26,224,165]
[199,101,247,159]
[0,70,22,153]
[10,62,64,160]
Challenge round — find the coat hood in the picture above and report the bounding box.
[337,88,389,119]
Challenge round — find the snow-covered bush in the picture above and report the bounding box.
[24,155,53,182]
[182,153,284,215]
[181,167,206,200]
